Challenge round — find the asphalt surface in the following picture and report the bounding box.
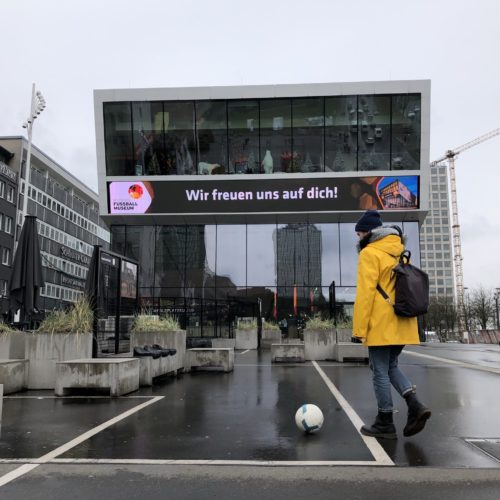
[1,343,500,498]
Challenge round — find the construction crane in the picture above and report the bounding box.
[430,128,500,331]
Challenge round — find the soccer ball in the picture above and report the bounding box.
[295,404,324,433]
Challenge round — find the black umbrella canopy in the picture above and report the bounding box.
[9,215,45,323]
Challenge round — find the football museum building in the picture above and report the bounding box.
[94,80,430,337]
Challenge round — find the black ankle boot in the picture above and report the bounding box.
[360,411,397,439]
[403,391,431,437]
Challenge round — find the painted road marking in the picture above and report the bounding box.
[236,349,250,355]
[0,458,388,467]
[312,361,394,466]
[0,396,164,488]
[404,350,500,375]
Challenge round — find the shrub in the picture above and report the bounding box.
[131,313,180,333]
[237,319,257,330]
[305,315,334,331]
[37,297,93,334]
[0,322,16,334]
[262,320,280,331]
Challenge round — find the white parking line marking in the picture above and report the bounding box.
[237,350,250,355]
[312,361,394,466]
[0,458,386,467]
[0,396,164,488]
[404,350,500,375]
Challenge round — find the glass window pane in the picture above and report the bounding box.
[260,99,292,174]
[339,223,359,286]
[276,223,309,288]
[132,102,166,175]
[325,96,358,172]
[402,221,421,266]
[391,94,421,170]
[163,101,196,175]
[196,101,227,174]
[185,225,212,288]
[154,226,186,292]
[103,102,134,176]
[216,225,246,286]
[110,225,126,256]
[358,95,390,171]
[316,223,340,287]
[125,226,155,290]
[292,97,324,173]
[307,224,322,286]
[228,100,260,174]
[247,224,277,286]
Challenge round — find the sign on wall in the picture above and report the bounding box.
[108,175,419,215]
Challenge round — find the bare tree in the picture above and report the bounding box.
[425,295,459,340]
[470,287,495,330]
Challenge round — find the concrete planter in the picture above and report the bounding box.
[130,330,186,372]
[335,328,353,343]
[0,331,26,359]
[26,332,93,389]
[261,329,282,349]
[304,329,336,360]
[235,329,258,350]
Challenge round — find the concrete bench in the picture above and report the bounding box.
[334,343,369,362]
[186,348,234,372]
[211,339,236,349]
[271,343,305,363]
[55,358,140,397]
[0,359,28,394]
[138,355,180,386]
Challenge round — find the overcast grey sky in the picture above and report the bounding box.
[1,0,499,289]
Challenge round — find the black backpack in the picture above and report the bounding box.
[376,227,430,318]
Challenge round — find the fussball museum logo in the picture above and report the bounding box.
[109,182,153,213]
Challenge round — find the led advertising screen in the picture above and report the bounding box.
[108,175,419,215]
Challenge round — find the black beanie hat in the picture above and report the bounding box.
[355,210,383,232]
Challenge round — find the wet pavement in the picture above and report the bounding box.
[1,344,500,495]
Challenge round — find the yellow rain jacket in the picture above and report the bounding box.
[353,231,419,346]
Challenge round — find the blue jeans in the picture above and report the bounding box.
[368,345,413,413]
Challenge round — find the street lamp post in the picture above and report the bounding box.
[20,83,46,226]
[494,288,500,331]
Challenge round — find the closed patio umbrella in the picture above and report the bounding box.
[84,245,101,357]
[9,215,45,327]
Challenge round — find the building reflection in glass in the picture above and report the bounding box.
[111,222,420,336]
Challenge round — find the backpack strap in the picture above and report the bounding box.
[376,284,393,305]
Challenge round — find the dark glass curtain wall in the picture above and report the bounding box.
[111,222,420,336]
[104,94,421,176]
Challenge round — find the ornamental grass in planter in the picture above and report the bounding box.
[37,297,93,334]
[304,316,335,331]
[28,297,94,389]
[130,313,186,371]
[131,313,180,333]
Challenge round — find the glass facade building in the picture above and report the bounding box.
[95,81,431,337]
[103,94,421,176]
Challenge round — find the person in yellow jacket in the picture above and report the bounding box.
[352,210,431,439]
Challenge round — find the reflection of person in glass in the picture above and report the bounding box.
[135,129,164,175]
[352,210,431,439]
[349,178,381,210]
